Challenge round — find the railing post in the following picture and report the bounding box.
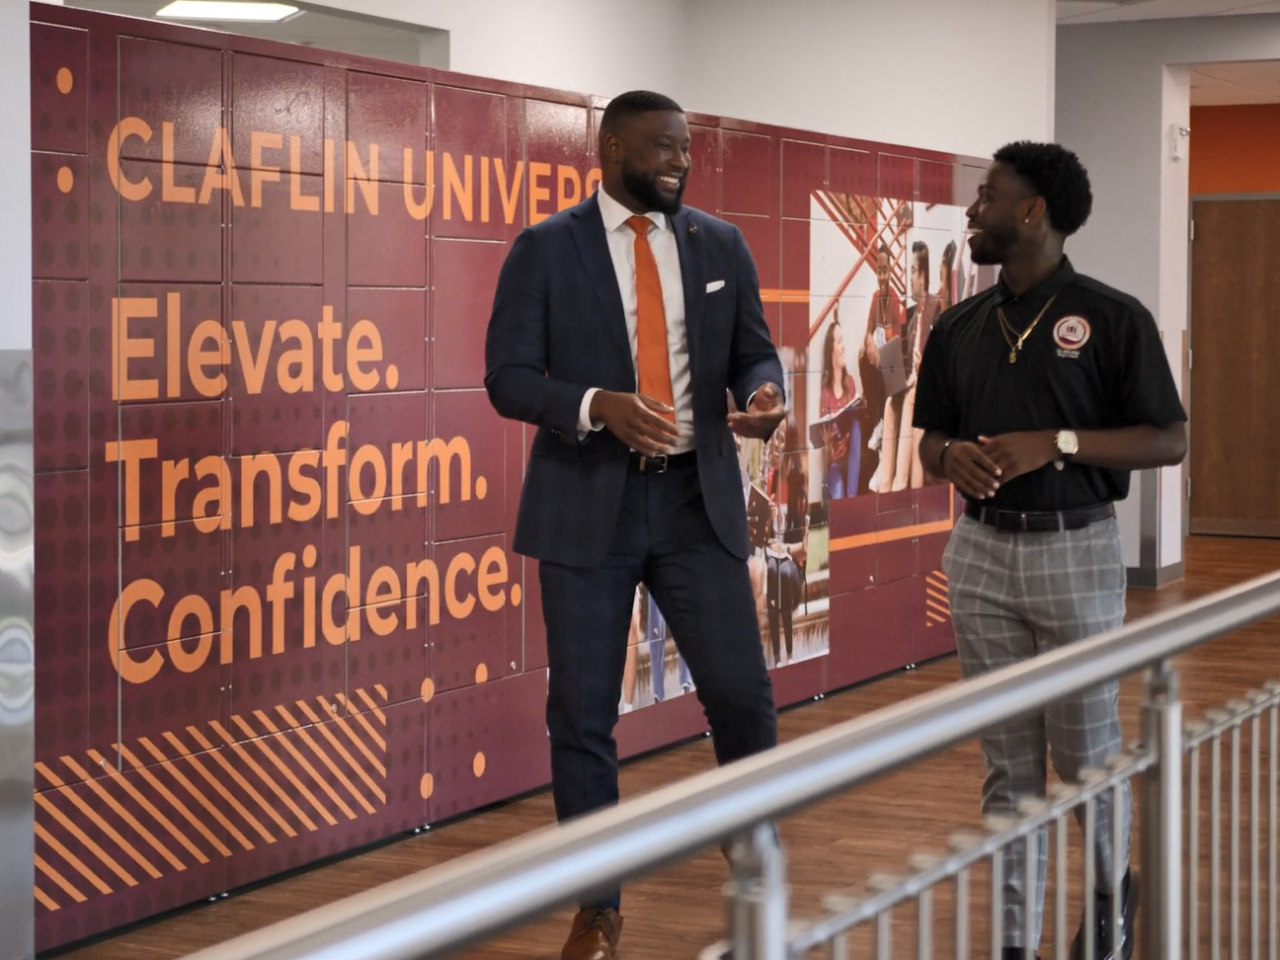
[725,823,789,960]
[1141,660,1183,960]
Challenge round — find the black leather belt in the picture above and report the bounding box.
[965,501,1115,533]
[629,450,696,474]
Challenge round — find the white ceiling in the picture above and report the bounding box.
[62,0,445,66]
[1189,60,1280,103]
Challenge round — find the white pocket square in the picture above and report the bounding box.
[706,280,725,293]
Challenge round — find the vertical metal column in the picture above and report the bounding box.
[1141,662,1184,960]
[0,352,34,960]
[726,824,790,960]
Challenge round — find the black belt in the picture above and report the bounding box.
[964,501,1115,533]
[629,450,696,474]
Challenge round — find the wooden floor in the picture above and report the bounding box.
[53,536,1280,960]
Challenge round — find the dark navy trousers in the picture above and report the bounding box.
[538,455,778,912]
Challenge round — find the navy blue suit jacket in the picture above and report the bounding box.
[484,192,784,568]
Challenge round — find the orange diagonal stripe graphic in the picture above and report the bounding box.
[184,727,298,839]
[318,696,386,776]
[36,763,162,880]
[208,721,317,833]
[34,792,138,887]
[334,693,386,750]
[355,689,387,723]
[61,756,188,871]
[232,715,338,827]
[114,745,231,858]
[34,884,59,912]
[35,853,86,903]
[254,710,357,820]
[276,705,376,815]
[136,738,255,851]
[161,732,275,845]
[293,701,386,803]
[34,821,112,895]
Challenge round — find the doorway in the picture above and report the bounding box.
[1188,195,1280,537]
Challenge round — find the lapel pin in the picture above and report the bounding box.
[689,223,698,235]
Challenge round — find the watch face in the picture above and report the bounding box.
[1058,430,1079,455]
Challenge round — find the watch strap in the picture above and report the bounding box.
[939,438,956,468]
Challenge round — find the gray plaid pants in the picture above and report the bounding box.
[942,513,1131,949]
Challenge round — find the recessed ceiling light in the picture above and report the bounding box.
[155,1,300,22]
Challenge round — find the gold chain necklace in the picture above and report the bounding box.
[996,294,1057,364]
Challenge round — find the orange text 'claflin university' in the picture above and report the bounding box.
[107,117,602,224]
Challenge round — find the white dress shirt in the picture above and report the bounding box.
[578,185,695,454]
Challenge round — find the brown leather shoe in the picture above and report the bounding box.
[561,908,623,960]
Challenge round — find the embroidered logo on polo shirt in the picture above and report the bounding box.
[1053,315,1091,357]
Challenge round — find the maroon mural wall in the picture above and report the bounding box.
[29,2,987,949]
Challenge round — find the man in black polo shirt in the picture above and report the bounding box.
[913,142,1187,960]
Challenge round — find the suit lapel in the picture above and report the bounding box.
[569,196,632,369]
[673,208,706,376]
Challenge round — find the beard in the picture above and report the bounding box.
[969,219,1019,265]
[621,160,685,216]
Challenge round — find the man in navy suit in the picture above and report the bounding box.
[485,89,786,960]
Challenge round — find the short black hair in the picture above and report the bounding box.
[599,90,683,142]
[992,141,1093,237]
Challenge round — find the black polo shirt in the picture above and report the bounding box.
[912,256,1187,512]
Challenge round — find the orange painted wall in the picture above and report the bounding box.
[1190,104,1280,195]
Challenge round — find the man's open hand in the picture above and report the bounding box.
[590,390,680,457]
[727,383,786,440]
[940,440,1002,500]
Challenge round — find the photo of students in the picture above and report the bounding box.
[761,412,811,667]
[817,303,861,501]
[862,240,909,495]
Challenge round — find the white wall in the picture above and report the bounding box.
[293,0,685,99]
[1056,13,1280,573]
[680,0,1056,158]
[307,0,1056,158]
[2,0,32,351]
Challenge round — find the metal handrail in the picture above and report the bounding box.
[179,570,1280,960]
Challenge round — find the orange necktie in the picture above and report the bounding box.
[626,216,676,422]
